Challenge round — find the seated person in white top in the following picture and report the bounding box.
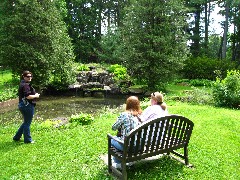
[140,92,168,143]
[140,92,168,122]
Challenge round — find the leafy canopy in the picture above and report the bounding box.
[0,0,75,89]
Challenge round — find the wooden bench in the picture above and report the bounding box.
[107,115,194,180]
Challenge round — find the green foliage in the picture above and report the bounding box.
[188,79,213,87]
[0,85,18,102]
[179,87,214,105]
[174,79,213,87]
[65,0,102,62]
[0,70,18,102]
[107,64,123,73]
[40,119,61,129]
[0,0,75,90]
[117,0,189,90]
[213,70,240,108]
[107,64,129,81]
[182,56,236,80]
[76,63,90,71]
[69,113,94,125]
[98,29,123,64]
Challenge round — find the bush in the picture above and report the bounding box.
[212,70,240,108]
[181,87,214,105]
[76,63,90,71]
[0,82,18,102]
[174,79,213,87]
[69,113,94,125]
[0,87,18,102]
[107,64,129,81]
[188,79,213,87]
[40,119,62,129]
[182,56,236,80]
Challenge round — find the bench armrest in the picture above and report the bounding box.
[107,133,124,145]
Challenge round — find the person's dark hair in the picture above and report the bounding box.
[22,70,32,79]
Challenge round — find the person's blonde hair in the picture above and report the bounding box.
[151,92,167,111]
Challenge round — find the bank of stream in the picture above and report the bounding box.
[0,95,128,125]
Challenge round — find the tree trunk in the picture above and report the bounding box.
[191,4,201,57]
[204,1,211,52]
[222,1,230,59]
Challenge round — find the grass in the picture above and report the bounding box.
[0,101,239,179]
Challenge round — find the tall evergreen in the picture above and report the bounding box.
[0,0,75,89]
[118,0,189,90]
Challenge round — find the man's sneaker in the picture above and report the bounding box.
[13,138,20,142]
[25,141,35,144]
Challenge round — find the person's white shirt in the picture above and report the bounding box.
[140,105,168,122]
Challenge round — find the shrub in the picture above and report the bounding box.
[40,119,62,129]
[212,70,240,108]
[76,63,90,71]
[107,64,129,81]
[189,79,213,87]
[69,113,94,125]
[182,56,236,80]
[0,83,18,102]
[181,87,214,105]
[174,79,213,87]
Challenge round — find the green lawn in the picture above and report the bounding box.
[0,102,239,179]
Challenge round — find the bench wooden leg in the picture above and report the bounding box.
[108,152,112,173]
[122,162,127,180]
[184,145,189,165]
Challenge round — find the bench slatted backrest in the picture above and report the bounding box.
[123,115,194,159]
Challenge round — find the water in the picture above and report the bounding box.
[0,95,127,124]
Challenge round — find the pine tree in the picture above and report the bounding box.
[118,0,189,90]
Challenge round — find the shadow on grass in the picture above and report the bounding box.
[0,141,23,153]
[96,155,185,179]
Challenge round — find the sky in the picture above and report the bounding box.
[209,4,234,35]
[101,3,234,36]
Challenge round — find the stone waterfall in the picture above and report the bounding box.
[69,68,121,96]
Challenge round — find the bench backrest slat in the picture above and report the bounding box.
[150,122,160,152]
[170,118,179,146]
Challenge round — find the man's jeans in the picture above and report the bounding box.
[13,101,34,143]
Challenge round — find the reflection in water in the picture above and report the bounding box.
[0,96,127,124]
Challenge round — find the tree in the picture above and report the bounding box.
[118,0,189,90]
[229,1,240,64]
[221,0,230,59]
[185,0,204,57]
[65,0,102,62]
[0,0,75,89]
[98,28,123,64]
[64,0,130,63]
